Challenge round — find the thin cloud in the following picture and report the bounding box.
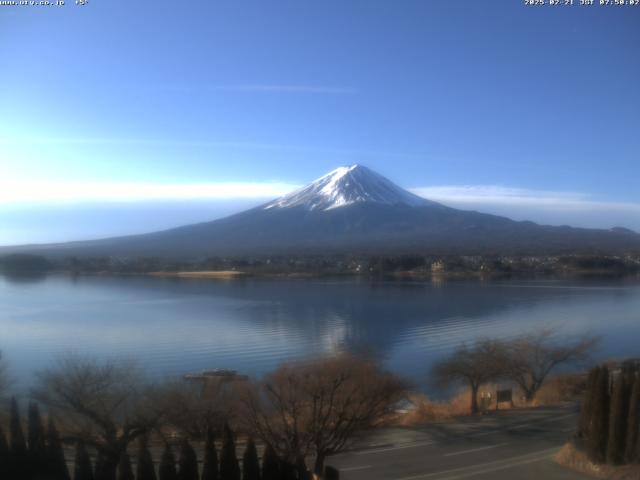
[0,137,299,149]
[3,180,639,217]
[410,185,640,213]
[149,84,358,94]
[0,181,301,204]
[162,84,359,94]
[0,136,422,159]
[212,84,358,94]
[1,181,639,233]
[410,185,640,231]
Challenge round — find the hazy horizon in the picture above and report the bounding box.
[2,164,640,246]
[2,1,639,245]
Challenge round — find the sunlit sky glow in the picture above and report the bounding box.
[1,0,639,244]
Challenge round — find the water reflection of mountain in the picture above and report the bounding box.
[0,270,48,284]
[52,275,637,362]
[2,274,640,389]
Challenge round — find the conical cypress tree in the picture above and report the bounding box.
[47,416,71,480]
[579,367,599,437]
[136,437,157,480]
[260,444,279,480]
[607,373,629,464]
[324,466,340,480]
[28,401,47,475]
[9,397,28,478]
[201,428,219,480]
[74,441,94,480]
[95,453,109,480]
[588,366,610,463]
[280,460,297,480]
[0,425,9,479]
[219,424,240,480]
[117,451,135,480]
[625,374,640,464]
[242,438,260,480]
[178,439,199,480]
[158,444,178,480]
[295,455,309,480]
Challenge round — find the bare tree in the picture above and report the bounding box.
[503,330,598,402]
[244,354,407,476]
[0,352,10,402]
[152,378,236,441]
[432,339,506,414]
[33,355,165,480]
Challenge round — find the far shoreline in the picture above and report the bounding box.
[2,268,640,283]
[148,270,249,279]
[56,268,640,282]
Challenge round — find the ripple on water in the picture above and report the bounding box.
[1,275,639,390]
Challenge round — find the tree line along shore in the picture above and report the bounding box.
[1,253,640,279]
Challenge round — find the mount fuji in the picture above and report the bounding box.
[3,165,639,257]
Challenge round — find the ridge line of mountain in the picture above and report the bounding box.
[0,165,638,258]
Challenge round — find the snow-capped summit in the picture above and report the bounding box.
[264,164,433,211]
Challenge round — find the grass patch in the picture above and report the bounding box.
[396,374,586,426]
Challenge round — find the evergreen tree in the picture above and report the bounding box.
[94,453,109,480]
[242,438,260,480]
[95,452,118,480]
[201,428,219,480]
[324,466,340,480]
[607,373,629,464]
[47,416,71,480]
[74,441,95,480]
[117,452,135,480]
[579,367,599,437]
[588,366,610,463]
[0,425,9,479]
[178,439,199,480]
[260,444,279,480]
[9,397,28,478]
[136,437,157,480]
[625,374,640,464]
[28,401,47,475]
[279,461,297,480]
[219,424,240,480]
[158,444,178,480]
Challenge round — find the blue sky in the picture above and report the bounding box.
[1,0,639,244]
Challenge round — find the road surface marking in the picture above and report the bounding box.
[340,465,372,472]
[442,443,507,457]
[510,413,575,429]
[353,441,434,455]
[436,451,556,479]
[467,413,576,437]
[393,447,558,480]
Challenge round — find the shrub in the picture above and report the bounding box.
[201,428,219,480]
[117,452,135,480]
[260,444,279,480]
[47,417,71,480]
[219,424,240,480]
[74,442,94,480]
[136,437,157,480]
[158,445,178,480]
[242,437,260,480]
[606,373,628,464]
[178,439,199,480]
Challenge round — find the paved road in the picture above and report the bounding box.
[327,404,590,480]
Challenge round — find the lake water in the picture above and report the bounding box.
[1,274,639,392]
